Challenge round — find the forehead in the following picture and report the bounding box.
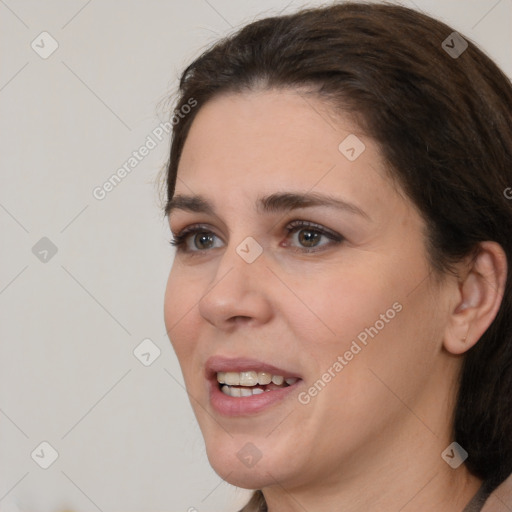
[179,89,352,174]
[174,89,398,218]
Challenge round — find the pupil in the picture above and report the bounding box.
[299,229,319,247]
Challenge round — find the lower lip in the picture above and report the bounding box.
[209,379,302,416]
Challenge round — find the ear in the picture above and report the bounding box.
[444,241,508,355]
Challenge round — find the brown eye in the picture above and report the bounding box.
[194,232,215,249]
[297,229,321,247]
[284,220,344,253]
[169,225,224,254]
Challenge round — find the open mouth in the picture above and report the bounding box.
[217,371,299,397]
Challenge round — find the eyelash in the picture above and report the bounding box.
[169,220,344,255]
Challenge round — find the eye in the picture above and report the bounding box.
[169,220,343,255]
[283,220,344,252]
[169,224,224,253]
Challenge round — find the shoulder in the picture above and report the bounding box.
[481,473,512,511]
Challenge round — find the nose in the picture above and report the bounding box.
[197,240,274,330]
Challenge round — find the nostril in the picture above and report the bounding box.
[231,315,252,323]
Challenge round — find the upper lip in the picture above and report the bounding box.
[205,356,302,380]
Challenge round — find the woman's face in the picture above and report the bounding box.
[164,89,456,490]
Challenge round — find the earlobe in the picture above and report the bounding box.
[443,242,507,356]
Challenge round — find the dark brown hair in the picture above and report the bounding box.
[162,2,512,508]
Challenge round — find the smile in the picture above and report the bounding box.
[217,370,299,397]
[206,357,303,415]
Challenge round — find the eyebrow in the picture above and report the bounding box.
[166,191,371,221]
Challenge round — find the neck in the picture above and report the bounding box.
[263,436,481,512]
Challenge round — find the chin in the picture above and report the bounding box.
[203,432,296,490]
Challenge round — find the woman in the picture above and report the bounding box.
[162,2,512,511]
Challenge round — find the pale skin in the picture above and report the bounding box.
[164,89,507,512]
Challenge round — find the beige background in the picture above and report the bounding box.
[0,0,510,510]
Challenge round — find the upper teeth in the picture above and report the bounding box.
[217,371,298,387]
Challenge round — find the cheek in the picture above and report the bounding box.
[164,267,200,365]
[283,250,436,400]
[296,260,440,421]
[280,262,403,356]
